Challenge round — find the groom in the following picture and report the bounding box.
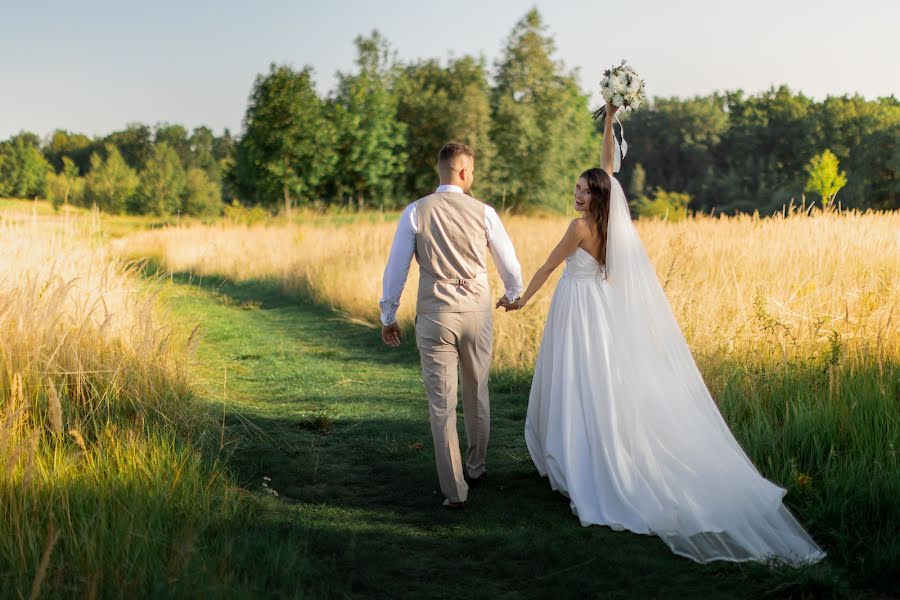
[379,142,523,509]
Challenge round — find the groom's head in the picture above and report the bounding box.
[437,142,475,193]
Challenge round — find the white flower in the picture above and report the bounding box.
[596,59,645,115]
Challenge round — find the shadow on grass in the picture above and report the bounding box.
[146,267,872,598]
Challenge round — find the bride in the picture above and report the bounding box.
[497,101,826,566]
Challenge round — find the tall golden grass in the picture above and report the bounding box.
[0,212,239,594]
[118,206,899,387]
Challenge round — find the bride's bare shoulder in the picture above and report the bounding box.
[567,217,592,236]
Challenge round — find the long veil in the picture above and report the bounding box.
[602,175,826,565]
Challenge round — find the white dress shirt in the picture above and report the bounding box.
[379,184,524,326]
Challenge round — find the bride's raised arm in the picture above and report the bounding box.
[600,102,619,177]
[497,219,589,311]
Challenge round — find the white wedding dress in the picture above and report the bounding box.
[524,176,826,566]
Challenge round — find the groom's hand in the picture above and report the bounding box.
[381,322,402,347]
[495,295,510,310]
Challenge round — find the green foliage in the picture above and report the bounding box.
[330,31,407,209]
[154,124,192,168]
[804,149,847,209]
[490,9,598,212]
[0,132,50,198]
[182,167,223,217]
[395,56,497,201]
[629,162,646,198]
[633,188,692,221]
[134,143,187,216]
[188,126,219,180]
[45,129,94,174]
[46,157,85,209]
[233,64,337,213]
[223,199,269,224]
[83,145,139,213]
[6,10,898,215]
[623,88,899,213]
[103,123,154,171]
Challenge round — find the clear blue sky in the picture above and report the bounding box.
[1,0,897,140]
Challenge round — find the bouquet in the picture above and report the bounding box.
[592,60,645,171]
[592,60,646,121]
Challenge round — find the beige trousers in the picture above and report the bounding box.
[415,310,492,503]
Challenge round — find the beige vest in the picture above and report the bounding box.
[415,192,492,314]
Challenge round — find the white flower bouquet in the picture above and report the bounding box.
[592,60,646,121]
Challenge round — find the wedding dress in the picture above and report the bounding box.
[524,176,826,565]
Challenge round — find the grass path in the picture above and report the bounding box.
[160,274,836,599]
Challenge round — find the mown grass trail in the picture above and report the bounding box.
[160,273,843,599]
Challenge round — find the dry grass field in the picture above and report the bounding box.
[2,200,897,596]
[118,206,899,384]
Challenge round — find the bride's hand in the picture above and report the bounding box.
[506,297,526,312]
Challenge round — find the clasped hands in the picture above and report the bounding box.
[383,295,525,348]
[496,295,525,312]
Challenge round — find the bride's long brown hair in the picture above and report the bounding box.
[580,168,611,269]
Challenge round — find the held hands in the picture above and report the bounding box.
[381,322,402,347]
[495,295,525,312]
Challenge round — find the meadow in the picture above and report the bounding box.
[1,199,897,598]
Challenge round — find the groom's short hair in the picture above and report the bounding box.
[438,142,475,173]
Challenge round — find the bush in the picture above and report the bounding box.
[223,199,269,225]
[182,168,223,217]
[633,189,691,221]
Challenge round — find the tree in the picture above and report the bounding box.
[103,124,154,171]
[44,129,95,174]
[155,124,192,167]
[490,10,598,212]
[135,142,187,215]
[805,149,847,210]
[629,163,646,198]
[395,56,497,201]
[330,31,407,209]
[0,133,50,199]
[189,126,218,177]
[234,63,336,213]
[182,167,222,217]
[83,145,139,213]
[46,157,84,209]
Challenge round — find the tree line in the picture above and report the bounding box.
[0,125,232,217]
[1,9,896,217]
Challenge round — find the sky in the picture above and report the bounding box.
[1,0,897,140]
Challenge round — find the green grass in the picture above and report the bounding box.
[136,272,865,599]
[5,248,891,597]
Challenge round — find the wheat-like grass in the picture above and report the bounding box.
[0,212,232,594]
[117,207,900,382]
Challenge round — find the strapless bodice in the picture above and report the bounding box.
[562,246,607,280]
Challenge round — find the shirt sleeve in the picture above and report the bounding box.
[379,202,417,326]
[485,206,524,302]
